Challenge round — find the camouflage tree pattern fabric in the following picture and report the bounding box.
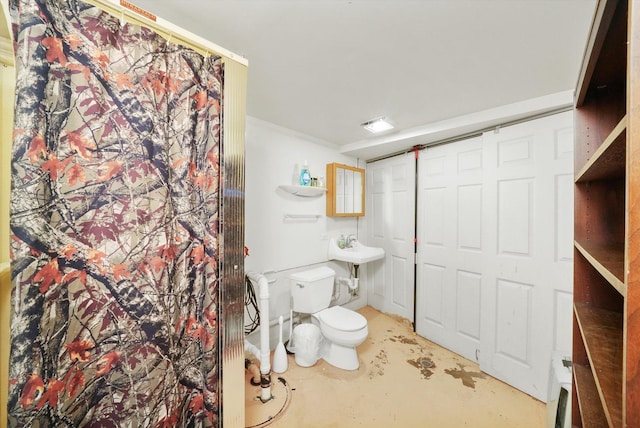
[8,0,223,426]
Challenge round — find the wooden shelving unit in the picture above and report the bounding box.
[572,0,640,426]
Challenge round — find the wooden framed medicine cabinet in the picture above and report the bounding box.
[326,163,365,217]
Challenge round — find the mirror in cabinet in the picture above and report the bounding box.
[326,163,364,217]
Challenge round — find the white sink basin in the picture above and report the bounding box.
[327,238,385,264]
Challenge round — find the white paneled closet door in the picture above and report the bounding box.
[415,136,484,363]
[479,111,574,402]
[414,111,573,402]
[366,153,415,321]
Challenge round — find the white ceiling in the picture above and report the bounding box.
[130,1,596,159]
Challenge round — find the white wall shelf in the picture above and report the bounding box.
[278,184,326,197]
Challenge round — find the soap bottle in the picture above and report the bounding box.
[299,160,311,186]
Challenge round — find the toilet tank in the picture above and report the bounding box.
[290,266,335,313]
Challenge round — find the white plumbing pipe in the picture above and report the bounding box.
[246,271,272,402]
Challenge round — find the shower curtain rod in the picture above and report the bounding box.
[83,0,248,66]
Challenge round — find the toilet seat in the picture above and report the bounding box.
[318,306,367,332]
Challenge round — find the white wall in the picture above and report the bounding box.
[244,117,368,349]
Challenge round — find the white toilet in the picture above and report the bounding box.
[290,266,368,370]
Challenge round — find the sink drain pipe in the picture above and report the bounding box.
[246,272,272,402]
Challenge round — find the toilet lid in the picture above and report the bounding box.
[319,306,367,332]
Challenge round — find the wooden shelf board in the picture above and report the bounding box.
[576,116,627,182]
[574,363,610,428]
[574,240,626,296]
[575,0,620,106]
[574,303,623,428]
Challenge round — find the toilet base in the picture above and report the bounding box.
[321,339,360,370]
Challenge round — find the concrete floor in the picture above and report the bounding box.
[245,306,546,428]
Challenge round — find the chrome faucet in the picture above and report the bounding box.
[347,234,357,248]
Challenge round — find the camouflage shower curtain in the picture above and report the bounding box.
[8,0,223,426]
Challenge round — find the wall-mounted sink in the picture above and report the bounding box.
[327,238,385,264]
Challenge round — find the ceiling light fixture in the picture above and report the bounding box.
[361,117,394,133]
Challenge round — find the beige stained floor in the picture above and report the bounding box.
[245,306,546,428]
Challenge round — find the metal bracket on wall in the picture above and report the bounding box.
[283,214,322,221]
